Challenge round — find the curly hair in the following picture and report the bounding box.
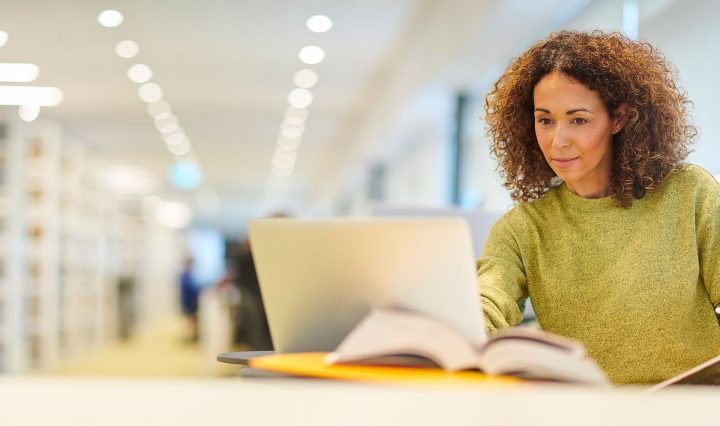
[485,30,695,207]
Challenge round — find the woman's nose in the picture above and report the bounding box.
[551,125,570,149]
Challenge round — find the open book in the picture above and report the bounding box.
[325,308,609,385]
[647,354,720,392]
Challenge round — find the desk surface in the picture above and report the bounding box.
[0,376,718,425]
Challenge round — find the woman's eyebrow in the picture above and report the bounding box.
[566,108,593,114]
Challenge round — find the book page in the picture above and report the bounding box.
[325,308,481,371]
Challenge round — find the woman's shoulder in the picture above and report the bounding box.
[665,164,719,192]
[493,188,560,229]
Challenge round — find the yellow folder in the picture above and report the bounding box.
[248,352,524,388]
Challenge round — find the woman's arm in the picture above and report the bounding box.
[476,215,529,333]
[696,168,720,308]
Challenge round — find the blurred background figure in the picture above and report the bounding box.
[179,257,201,342]
[233,240,273,350]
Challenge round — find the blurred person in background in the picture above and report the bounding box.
[233,240,273,350]
[179,257,201,342]
[480,30,719,385]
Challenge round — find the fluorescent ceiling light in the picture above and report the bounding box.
[0,31,8,48]
[293,69,318,89]
[298,46,325,65]
[0,85,63,106]
[115,40,139,58]
[287,88,313,108]
[306,15,333,33]
[98,10,124,28]
[138,83,163,103]
[0,63,39,83]
[18,105,40,122]
[128,64,152,83]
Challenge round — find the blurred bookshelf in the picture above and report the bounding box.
[0,115,129,373]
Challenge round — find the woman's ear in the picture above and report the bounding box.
[612,103,628,134]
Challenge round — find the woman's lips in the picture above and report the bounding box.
[552,157,579,169]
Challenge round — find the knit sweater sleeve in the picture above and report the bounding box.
[476,212,528,334]
[695,167,720,307]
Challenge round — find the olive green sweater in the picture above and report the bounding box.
[477,165,720,384]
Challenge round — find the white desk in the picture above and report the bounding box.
[0,377,717,425]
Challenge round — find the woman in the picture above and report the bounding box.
[479,30,720,384]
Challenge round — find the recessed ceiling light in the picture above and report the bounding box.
[115,40,139,58]
[298,46,325,65]
[138,83,163,103]
[281,121,305,139]
[293,69,318,89]
[284,107,308,122]
[287,88,313,108]
[0,86,63,106]
[278,137,301,150]
[0,63,39,83]
[18,105,40,122]
[155,114,179,133]
[0,31,8,48]
[128,64,153,83]
[147,100,171,118]
[98,10,124,28]
[306,15,333,33]
[165,132,188,146]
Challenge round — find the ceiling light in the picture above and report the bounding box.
[115,40,139,58]
[98,10,124,28]
[138,83,163,103]
[158,122,180,134]
[164,132,187,146]
[0,31,7,48]
[98,165,158,194]
[154,201,192,228]
[278,137,301,150]
[0,63,39,83]
[281,121,305,139]
[167,138,191,156]
[147,100,171,118]
[18,105,40,122]
[285,117,304,126]
[306,15,333,33]
[128,64,153,83]
[288,88,313,108]
[154,113,178,130]
[271,167,293,178]
[0,85,63,106]
[298,46,325,65]
[284,107,308,122]
[272,152,297,170]
[293,69,318,89]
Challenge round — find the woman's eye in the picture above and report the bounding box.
[572,117,588,124]
[537,118,552,125]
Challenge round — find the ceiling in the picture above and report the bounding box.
[0,0,596,236]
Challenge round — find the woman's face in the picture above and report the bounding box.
[533,72,624,198]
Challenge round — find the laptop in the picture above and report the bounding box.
[245,218,488,355]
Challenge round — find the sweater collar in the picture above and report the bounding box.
[555,183,617,212]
